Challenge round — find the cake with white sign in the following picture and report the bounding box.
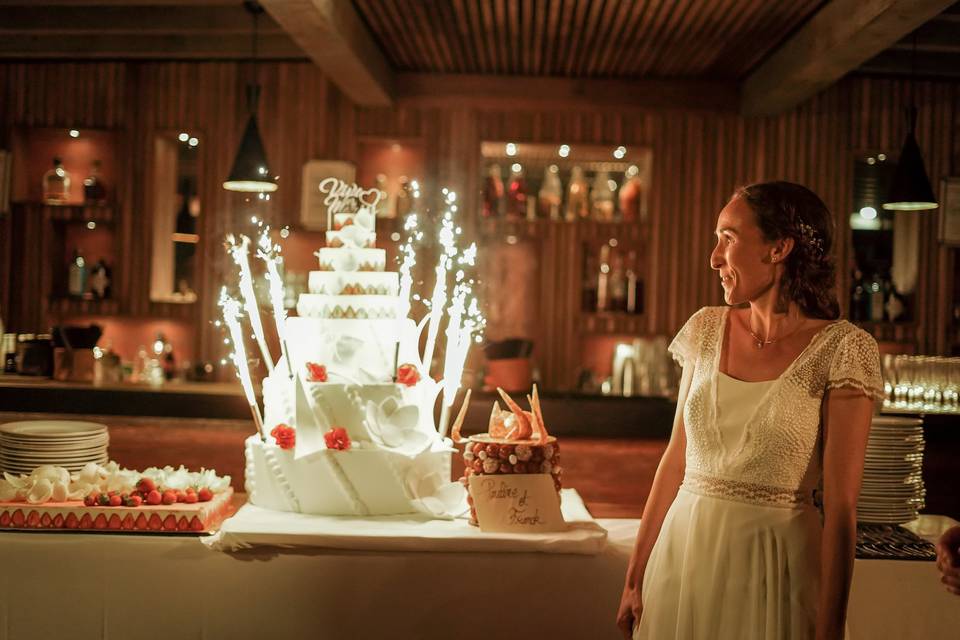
[245,180,473,518]
[456,386,562,526]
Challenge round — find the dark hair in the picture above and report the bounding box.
[734,181,840,320]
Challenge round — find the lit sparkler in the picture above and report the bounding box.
[227,234,273,373]
[421,190,459,377]
[257,228,294,378]
[219,287,266,440]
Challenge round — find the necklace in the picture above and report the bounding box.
[746,314,804,350]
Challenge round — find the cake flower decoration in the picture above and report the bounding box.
[396,363,420,387]
[306,362,328,382]
[270,424,296,450]
[324,427,351,451]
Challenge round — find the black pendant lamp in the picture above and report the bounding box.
[223,1,277,193]
[883,35,937,211]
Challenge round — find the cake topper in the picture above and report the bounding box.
[317,177,385,230]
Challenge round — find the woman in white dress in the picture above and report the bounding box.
[616,182,883,640]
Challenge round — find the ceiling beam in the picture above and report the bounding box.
[260,0,394,107]
[0,33,305,60]
[394,74,739,112]
[0,6,286,35]
[742,0,956,116]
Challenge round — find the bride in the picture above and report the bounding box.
[616,182,883,640]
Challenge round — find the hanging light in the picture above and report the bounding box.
[883,35,936,211]
[223,1,277,193]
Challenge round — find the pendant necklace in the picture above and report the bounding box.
[747,315,804,350]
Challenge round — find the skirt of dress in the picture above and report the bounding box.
[634,487,823,640]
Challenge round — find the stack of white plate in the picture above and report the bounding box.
[0,420,109,476]
[856,416,925,524]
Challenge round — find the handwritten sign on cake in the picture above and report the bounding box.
[468,474,565,533]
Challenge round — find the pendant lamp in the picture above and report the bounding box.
[883,35,936,211]
[223,1,277,193]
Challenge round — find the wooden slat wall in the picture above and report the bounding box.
[2,61,959,379]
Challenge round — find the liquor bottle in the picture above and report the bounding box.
[82,160,107,204]
[869,272,885,322]
[42,157,71,204]
[482,164,504,218]
[89,260,111,299]
[591,170,615,221]
[582,250,598,312]
[597,244,611,311]
[506,165,527,220]
[566,166,589,221]
[626,250,642,314]
[609,249,627,311]
[395,176,413,218]
[538,165,563,220]
[68,249,87,298]
[619,165,644,223]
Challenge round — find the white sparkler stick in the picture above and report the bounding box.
[422,192,459,376]
[257,229,293,378]
[219,288,266,440]
[438,248,482,439]
[228,234,274,373]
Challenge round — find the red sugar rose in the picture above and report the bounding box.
[396,363,421,387]
[270,423,296,450]
[324,427,351,451]
[306,362,328,382]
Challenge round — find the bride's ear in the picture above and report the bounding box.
[770,237,794,263]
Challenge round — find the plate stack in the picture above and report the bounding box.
[0,421,109,476]
[856,416,925,524]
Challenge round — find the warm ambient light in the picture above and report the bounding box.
[505,142,518,157]
[613,146,626,159]
[859,206,878,220]
[511,162,522,173]
[69,129,79,138]
[86,221,96,230]
[178,133,189,142]
[188,137,199,147]
[558,144,571,158]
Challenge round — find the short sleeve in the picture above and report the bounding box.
[826,328,884,402]
[668,308,707,368]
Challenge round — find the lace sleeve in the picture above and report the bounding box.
[668,308,706,368]
[826,327,884,402]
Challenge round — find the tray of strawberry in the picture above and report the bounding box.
[0,462,234,534]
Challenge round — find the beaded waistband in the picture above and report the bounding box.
[682,470,814,508]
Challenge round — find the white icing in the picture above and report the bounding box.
[286,317,399,382]
[315,247,386,272]
[308,271,399,296]
[297,294,397,319]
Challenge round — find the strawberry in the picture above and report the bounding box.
[184,492,198,504]
[136,477,156,494]
[197,487,213,502]
[109,495,122,507]
[125,495,143,508]
[146,489,162,506]
[176,491,187,503]
[83,493,97,507]
[161,490,177,505]
[97,493,111,507]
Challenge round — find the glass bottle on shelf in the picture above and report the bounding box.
[68,249,87,298]
[609,248,627,311]
[566,165,589,221]
[82,160,107,204]
[506,164,527,220]
[591,170,616,221]
[597,244,611,311]
[482,164,504,219]
[42,157,71,204]
[582,248,598,312]
[538,165,563,220]
[626,250,641,314]
[619,164,644,223]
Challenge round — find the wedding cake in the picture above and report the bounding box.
[245,182,464,518]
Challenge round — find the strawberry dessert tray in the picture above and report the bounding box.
[0,462,234,534]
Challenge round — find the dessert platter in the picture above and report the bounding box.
[0,460,233,533]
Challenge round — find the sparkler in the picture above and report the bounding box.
[421,191,459,377]
[219,288,266,441]
[257,228,294,378]
[227,234,273,373]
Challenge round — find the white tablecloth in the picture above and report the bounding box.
[0,515,957,639]
[207,489,608,554]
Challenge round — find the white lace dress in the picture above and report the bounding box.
[634,306,883,640]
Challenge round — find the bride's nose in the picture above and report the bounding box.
[710,242,724,271]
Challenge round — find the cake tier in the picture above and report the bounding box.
[0,488,233,533]
[245,436,451,516]
[286,316,398,382]
[326,228,375,248]
[308,271,399,296]
[262,377,438,442]
[461,437,562,525]
[316,247,385,272]
[297,294,397,320]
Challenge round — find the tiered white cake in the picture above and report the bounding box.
[246,206,460,517]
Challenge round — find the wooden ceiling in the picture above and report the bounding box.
[1,1,959,114]
[351,0,823,80]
